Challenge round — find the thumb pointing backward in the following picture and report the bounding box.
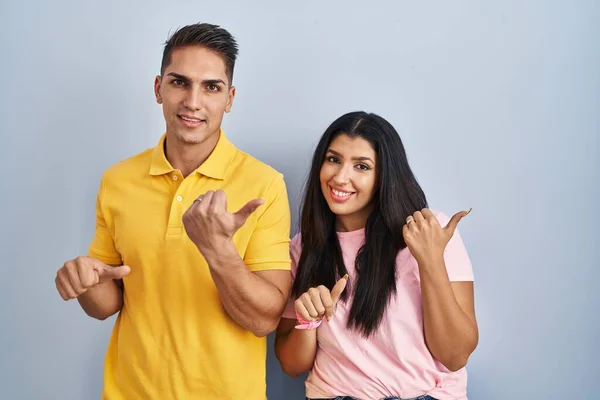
[97,264,131,282]
[331,274,349,303]
[233,199,264,227]
[444,208,472,237]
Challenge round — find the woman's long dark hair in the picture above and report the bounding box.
[292,111,428,337]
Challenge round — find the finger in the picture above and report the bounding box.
[294,300,313,322]
[65,263,85,295]
[412,210,425,226]
[233,198,264,227]
[308,287,326,318]
[330,274,349,303]
[444,208,472,236]
[421,208,442,230]
[55,276,69,300]
[98,265,131,282]
[402,224,410,240]
[301,293,320,319]
[58,270,78,299]
[210,190,227,210]
[198,191,214,212]
[319,286,334,320]
[420,208,435,221]
[77,258,97,288]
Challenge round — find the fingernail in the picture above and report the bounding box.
[343,274,349,280]
[465,208,472,215]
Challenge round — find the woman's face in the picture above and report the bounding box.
[319,133,378,231]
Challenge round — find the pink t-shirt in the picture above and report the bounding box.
[282,211,474,400]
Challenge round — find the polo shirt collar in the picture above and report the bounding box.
[149,130,235,180]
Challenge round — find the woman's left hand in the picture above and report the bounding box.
[402,208,471,265]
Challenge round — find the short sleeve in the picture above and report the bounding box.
[436,211,474,281]
[281,234,302,319]
[243,174,292,272]
[87,178,123,266]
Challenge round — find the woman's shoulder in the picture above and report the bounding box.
[289,233,303,276]
[290,232,302,252]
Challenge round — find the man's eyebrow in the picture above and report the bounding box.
[166,73,226,86]
[201,79,226,86]
[166,72,190,82]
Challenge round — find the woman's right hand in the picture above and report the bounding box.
[294,274,349,322]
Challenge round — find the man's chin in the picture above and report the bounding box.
[172,129,210,145]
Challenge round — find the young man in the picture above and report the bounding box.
[54,23,292,399]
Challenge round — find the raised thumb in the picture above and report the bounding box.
[233,199,264,226]
[444,208,472,237]
[99,265,131,281]
[331,274,349,303]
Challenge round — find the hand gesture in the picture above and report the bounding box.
[55,256,130,300]
[403,208,471,265]
[183,190,264,254]
[295,275,349,322]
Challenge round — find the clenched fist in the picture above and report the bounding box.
[183,190,263,255]
[402,208,471,265]
[295,275,349,322]
[55,256,130,300]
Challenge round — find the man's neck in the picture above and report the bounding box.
[164,132,220,177]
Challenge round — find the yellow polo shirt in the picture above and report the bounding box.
[88,131,291,399]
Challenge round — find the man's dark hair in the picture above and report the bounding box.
[160,23,239,84]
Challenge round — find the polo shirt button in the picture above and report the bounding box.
[172,175,178,181]
[176,196,182,202]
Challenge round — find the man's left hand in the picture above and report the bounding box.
[183,190,264,255]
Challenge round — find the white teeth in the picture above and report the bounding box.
[181,116,202,122]
[332,189,352,197]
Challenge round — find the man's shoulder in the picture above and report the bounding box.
[230,146,285,186]
[101,146,154,183]
[102,148,153,186]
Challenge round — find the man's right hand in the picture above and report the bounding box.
[55,256,130,300]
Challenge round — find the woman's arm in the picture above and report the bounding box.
[274,318,318,377]
[404,208,479,371]
[419,263,478,371]
[275,276,348,377]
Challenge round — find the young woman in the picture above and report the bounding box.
[275,111,478,400]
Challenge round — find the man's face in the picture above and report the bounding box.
[154,45,235,146]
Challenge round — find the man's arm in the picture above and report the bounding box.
[66,177,128,320]
[77,278,123,320]
[182,174,292,337]
[56,256,130,320]
[203,244,291,337]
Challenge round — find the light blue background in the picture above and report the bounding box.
[1,1,598,399]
